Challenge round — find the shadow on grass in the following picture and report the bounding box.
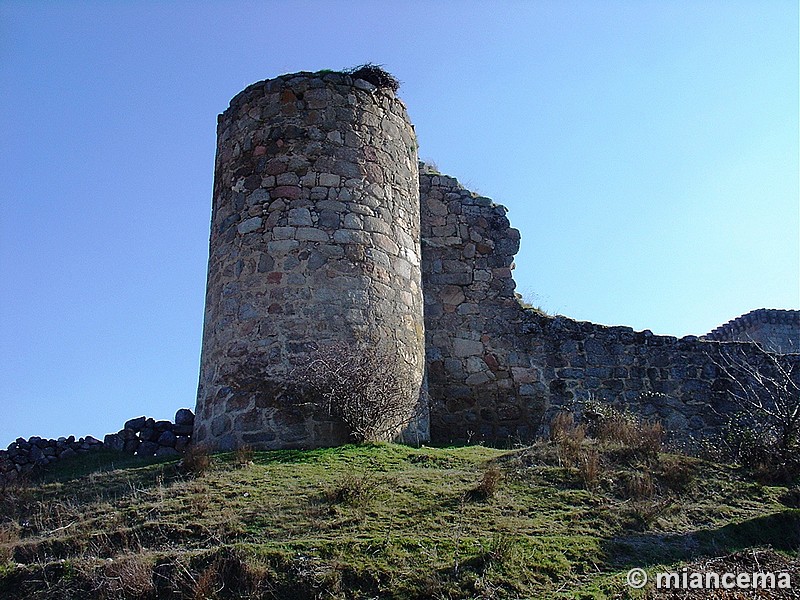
[33,449,177,484]
[605,509,800,568]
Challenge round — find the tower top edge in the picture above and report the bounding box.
[224,67,402,117]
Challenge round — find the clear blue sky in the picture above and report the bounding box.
[1,1,797,447]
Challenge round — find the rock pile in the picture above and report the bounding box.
[103,409,194,457]
[0,408,194,487]
[0,434,103,485]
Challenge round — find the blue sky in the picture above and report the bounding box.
[1,1,797,446]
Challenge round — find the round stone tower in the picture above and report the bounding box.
[194,70,426,450]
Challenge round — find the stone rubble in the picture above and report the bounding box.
[0,408,194,487]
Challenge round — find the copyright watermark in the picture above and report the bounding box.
[626,568,648,588]
[626,567,793,590]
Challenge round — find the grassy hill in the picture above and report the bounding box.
[0,434,798,599]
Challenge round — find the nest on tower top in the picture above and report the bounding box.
[345,63,400,91]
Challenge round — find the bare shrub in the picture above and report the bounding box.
[711,346,800,483]
[179,445,211,477]
[291,341,421,443]
[468,465,502,501]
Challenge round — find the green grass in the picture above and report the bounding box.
[0,443,797,599]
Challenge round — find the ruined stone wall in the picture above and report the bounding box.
[194,72,426,450]
[191,71,796,451]
[420,167,546,443]
[421,169,799,445]
[704,309,800,354]
[0,409,194,487]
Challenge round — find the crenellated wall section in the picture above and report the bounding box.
[703,308,800,354]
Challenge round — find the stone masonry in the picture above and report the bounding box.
[420,168,799,445]
[195,69,799,450]
[703,308,800,354]
[194,71,426,450]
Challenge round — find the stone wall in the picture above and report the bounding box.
[0,409,194,487]
[419,166,539,443]
[194,71,426,450]
[704,308,800,354]
[420,167,799,445]
[192,70,797,451]
[102,408,195,457]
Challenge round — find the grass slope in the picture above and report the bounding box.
[0,443,798,599]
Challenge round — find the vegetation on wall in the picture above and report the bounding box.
[290,342,421,443]
[344,63,400,91]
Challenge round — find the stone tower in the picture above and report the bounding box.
[194,70,426,450]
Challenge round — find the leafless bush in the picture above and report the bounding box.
[291,341,421,443]
[711,346,800,483]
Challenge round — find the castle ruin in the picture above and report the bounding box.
[194,69,799,450]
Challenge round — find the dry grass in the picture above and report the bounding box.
[617,471,656,500]
[179,445,211,477]
[233,445,254,468]
[468,464,502,501]
[550,411,587,467]
[323,471,380,507]
[1,443,797,599]
[656,454,699,494]
[595,411,664,459]
[577,447,602,491]
[95,553,156,599]
[0,522,20,563]
[627,497,675,531]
